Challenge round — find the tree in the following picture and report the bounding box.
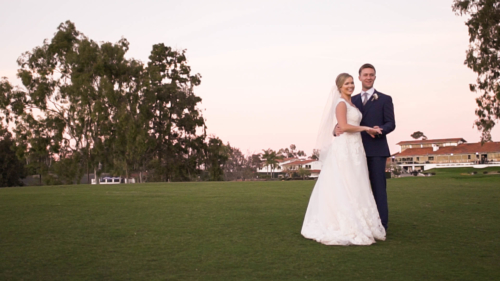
[389,162,402,178]
[453,0,500,141]
[0,21,207,184]
[0,21,142,184]
[297,167,311,180]
[282,166,295,179]
[239,153,262,179]
[51,152,83,184]
[261,149,282,178]
[311,149,320,160]
[249,153,262,170]
[223,145,247,181]
[145,43,205,181]
[410,131,427,140]
[278,144,307,158]
[278,147,291,158]
[0,126,25,187]
[204,136,229,181]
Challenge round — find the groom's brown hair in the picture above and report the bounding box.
[359,63,376,75]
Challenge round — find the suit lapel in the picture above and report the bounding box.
[352,94,362,111]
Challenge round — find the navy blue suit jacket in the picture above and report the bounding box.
[352,90,395,157]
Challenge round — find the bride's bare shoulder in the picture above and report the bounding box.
[335,100,347,112]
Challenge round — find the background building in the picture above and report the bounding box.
[257,158,321,178]
[393,138,500,171]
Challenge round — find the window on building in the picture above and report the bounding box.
[428,156,434,161]
[468,155,471,159]
[416,157,419,161]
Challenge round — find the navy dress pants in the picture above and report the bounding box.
[366,156,388,230]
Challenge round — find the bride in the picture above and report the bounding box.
[301,73,386,246]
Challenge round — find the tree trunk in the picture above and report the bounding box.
[87,159,89,185]
[39,158,42,185]
[94,168,98,184]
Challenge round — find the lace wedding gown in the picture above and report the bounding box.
[301,99,386,245]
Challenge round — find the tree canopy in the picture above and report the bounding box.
[0,126,25,187]
[410,131,427,140]
[0,20,304,184]
[0,21,211,183]
[453,0,500,141]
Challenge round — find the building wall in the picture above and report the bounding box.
[400,142,461,152]
[396,152,499,164]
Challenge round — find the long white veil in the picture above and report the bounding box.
[315,86,341,163]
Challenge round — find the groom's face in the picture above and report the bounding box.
[359,68,376,90]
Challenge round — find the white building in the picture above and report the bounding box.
[393,138,500,171]
[257,157,322,178]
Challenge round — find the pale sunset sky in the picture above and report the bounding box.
[1,0,499,156]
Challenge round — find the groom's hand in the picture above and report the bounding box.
[369,126,383,138]
[333,124,343,137]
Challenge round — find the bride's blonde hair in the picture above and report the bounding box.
[335,73,353,90]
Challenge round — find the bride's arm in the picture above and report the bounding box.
[336,102,381,135]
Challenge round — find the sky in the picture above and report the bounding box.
[1,0,499,156]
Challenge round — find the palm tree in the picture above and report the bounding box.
[261,149,282,178]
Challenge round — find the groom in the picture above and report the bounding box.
[336,63,395,230]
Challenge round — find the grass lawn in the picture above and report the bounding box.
[0,169,499,280]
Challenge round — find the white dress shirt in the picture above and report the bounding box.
[361,88,375,103]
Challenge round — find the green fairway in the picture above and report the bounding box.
[1,170,499,280]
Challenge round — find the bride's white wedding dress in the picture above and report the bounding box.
[301,98,386,245]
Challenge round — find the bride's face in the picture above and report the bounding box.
[340,77,355,96]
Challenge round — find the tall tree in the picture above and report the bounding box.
[1,21,207,184]
[145,43,205,181]
[453,0,500,141]
[0,21,141,184]
[289,144,297,156]
[278,144,306,158]
[311,149,320,160]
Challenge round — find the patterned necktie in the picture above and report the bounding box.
[362,92,369,105]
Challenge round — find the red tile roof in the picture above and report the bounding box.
[282,159,316,166]
[397,142,500,156]
[277,157,297,162]
[396,138,466,146]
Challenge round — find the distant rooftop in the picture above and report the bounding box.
[282,159,316,166]
[396,138,466,146]
[397,142,500,156]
